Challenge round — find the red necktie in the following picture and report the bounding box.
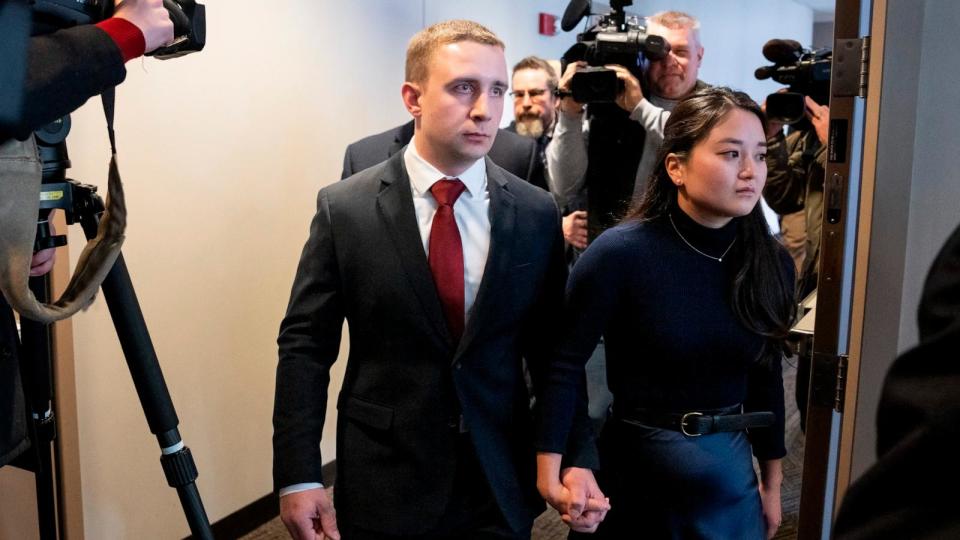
[429,179,467,342]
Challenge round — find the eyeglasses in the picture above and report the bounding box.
[510,88,550,100]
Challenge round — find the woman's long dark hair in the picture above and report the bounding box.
[626,87,796,352]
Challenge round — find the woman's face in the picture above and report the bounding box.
[667,107,767,228]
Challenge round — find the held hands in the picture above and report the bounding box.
[113,0,175,53]
[279,487,341,540]
[537,454,610,533]
[562,211,588,250]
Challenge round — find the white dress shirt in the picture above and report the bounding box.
[404,139,491,321]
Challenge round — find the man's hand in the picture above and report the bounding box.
[605,64,643,113]
[558,62,586,117]
[558,466,609,533]
[279,487,340,540]
[563,210,588,250]
[113,0,175,53]
[805,96,829,146]
[30,218,56,277]
[30,248,56,277]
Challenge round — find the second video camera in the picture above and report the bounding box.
[560,0,670,103]
[755,39,831,124]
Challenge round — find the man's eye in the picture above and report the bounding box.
[492,87,506,97]
[454,83,474,93]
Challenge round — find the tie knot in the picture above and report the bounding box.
[431,178,466,207]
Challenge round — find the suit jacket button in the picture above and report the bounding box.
[454,362,462,370]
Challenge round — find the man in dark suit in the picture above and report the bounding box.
[274,20,605,540]
[341,120,542,189]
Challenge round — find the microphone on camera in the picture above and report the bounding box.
[762,39,803,65]
[561,0,591,32]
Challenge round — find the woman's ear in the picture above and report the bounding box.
[665,153,685,187]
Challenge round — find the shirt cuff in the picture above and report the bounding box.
[95,18,146,62]
[279,482,325,497]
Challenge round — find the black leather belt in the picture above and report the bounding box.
[616,405,775,437]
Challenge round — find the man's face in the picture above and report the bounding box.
[403,41,508,176]
[645,24,704,100]
[511,68,558,138]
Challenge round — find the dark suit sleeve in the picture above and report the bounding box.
[525,203,600,469]
[534,228,630,468]
[273,191,344,491]
[2,25,126,141]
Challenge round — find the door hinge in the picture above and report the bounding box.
[834,354,849,413]
[833,36,870,98]
[811,352,850,413]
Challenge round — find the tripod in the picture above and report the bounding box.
[14,115,214,539]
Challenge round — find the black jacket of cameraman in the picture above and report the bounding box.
[0,23,127,467]
[1,24,128,143]
[764,126,826,297]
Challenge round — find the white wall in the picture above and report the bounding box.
[848,0,960,481]
[33,1,817,538]
[898,0,960,349]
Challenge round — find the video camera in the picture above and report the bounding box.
[32,0,205,59]
[559,0,669,103]
[755,39,831,124]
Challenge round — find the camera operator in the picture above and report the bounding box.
[762,93,829,431]
[1,0,173,468]
[545,10,705,432]
[764,93,828,290]
[547,10,706,246]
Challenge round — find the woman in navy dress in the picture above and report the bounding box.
[536,87,796,539]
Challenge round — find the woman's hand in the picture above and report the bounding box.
[759,459,783,539]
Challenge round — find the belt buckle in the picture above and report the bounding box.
[680,411,703,437]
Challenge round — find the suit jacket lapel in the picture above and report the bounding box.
[455,160,516,362]
[376,153,452,349]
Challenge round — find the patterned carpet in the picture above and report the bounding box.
[245,357,804,539]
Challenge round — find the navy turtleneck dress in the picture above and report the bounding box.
[539,206,791,539]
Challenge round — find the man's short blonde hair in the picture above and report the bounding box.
[647,10,701,45]
[405,20,505,85]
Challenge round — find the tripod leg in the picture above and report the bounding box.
[71,201,213,539]
[94,253,214,539]
[19,275,61,540]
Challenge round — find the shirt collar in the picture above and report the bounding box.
[403,138,487,199]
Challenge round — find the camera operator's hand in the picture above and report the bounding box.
[604,64,644,114]
[113,0,174,53]
[805,96,829,146]
[30,219,57,277]
[563,211,588,250]
[558,62,587,117]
